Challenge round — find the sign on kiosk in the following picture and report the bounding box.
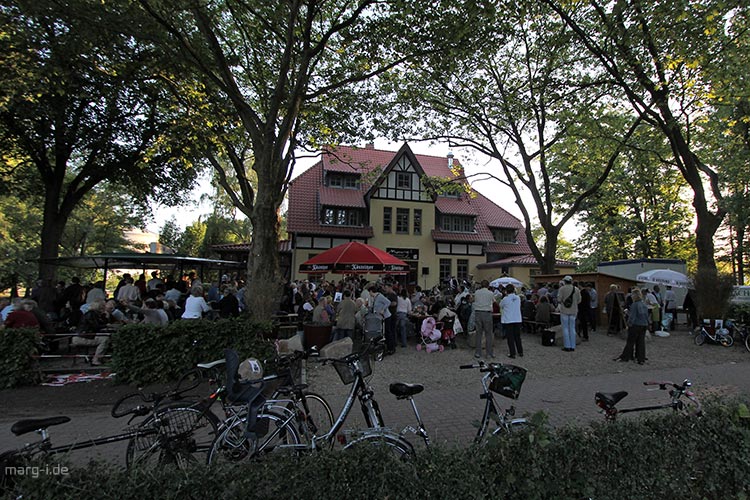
[731,286,750,304]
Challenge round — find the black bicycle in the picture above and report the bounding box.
[595,379,702,422]
[459,361,529,444]
[0,378,209,492]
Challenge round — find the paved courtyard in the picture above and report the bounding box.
[2,324,749,465]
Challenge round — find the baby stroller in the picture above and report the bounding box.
[417,316,444,353]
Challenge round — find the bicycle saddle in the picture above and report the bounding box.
[11,416,71,436]
[595,391,628,409]
[389,382,424,399]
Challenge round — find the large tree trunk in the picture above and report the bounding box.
[37,186,69,282]
[245,166,285,320]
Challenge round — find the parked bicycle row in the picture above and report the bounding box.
[0,336,705,491]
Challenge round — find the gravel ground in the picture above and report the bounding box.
[307,324,747,392]
[303,323,749,440]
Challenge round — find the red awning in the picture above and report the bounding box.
[299,242,409,274]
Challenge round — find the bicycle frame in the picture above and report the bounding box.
[475,372,527,443]
[595,380,702,422]
[4,418,157,463]
[460,362,528,444]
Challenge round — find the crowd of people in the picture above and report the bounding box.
[277,274,604,359]
[1,271,247,365]
[2,270,696,367]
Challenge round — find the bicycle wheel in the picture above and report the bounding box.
[343,433,414,460]
[745,333,750,353]
[694,332,706,346]
[207,410,299,466]
[126,404,219,470]
[297,392,334,448]
[720,334,734,347]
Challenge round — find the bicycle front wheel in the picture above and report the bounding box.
[126,404,219,470]
[297,392,334,448]
[745,334,750,353]
[207,410,299,466]
[720,334,734,347]
[694,332,706,346]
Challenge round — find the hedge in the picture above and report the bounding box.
[0,328,40,389]
[110,318,277,385]
[5,401,750,499]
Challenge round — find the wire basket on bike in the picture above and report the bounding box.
[488,365,527,399]
[332,354,372,385]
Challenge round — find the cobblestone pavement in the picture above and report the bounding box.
[2,324,748,464]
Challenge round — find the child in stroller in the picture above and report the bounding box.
[437,303,458,349]
[417,316,444,352]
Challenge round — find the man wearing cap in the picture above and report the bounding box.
[558,276,581,352]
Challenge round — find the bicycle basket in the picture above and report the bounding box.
[489,365,527,399]
[332,354,372,385]
[131,406,210,454]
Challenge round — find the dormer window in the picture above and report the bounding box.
[440,215,476,233]
[327,173,358,189]
[322,207,363,226]
[492,228,517,243]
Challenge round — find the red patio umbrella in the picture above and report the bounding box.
[299,242,409,274]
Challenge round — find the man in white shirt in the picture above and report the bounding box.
[473,280,496,359]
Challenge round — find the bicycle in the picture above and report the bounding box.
[595,379,702,422]
[207,338,429,464]
[0,380,207,492]
[459,361,529,444]
[725,319,750,353]
[113,379,221,469]
[694,323,734,347]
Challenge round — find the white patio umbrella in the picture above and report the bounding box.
[490,276,524,288]
[635,269,692,289]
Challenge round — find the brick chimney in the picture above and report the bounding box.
[365,142,375,149]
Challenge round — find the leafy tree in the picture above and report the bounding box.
[389,2,642,273]
[573,128,695,269]
[543,0,750,279]
[136,0,446,318]
[0,0,200,281]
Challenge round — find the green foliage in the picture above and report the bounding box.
[573,126,695,268]
[694,269,736,319]
[110,318,276,385]
[8,401,750,499]
[0,327,40,388]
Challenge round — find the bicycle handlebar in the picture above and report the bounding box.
[111,392,155,418]
[643,379,691,390]
[459,361,503,373]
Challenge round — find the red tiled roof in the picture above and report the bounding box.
[211,240,292,253]
[435,196,478,216]
[320,144,462,179]
[477,254,577,269]
[288,143,524,243]
[430,229,486,243]
[486,241,531,254]
[319,187,366,208]
[472,191,523,228]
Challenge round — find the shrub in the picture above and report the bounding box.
[7,400,750,499]
[0,328,40,388]
[110,318,276,385]
[693,269,735,320]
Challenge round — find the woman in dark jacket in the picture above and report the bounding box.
[615,288,649,364]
